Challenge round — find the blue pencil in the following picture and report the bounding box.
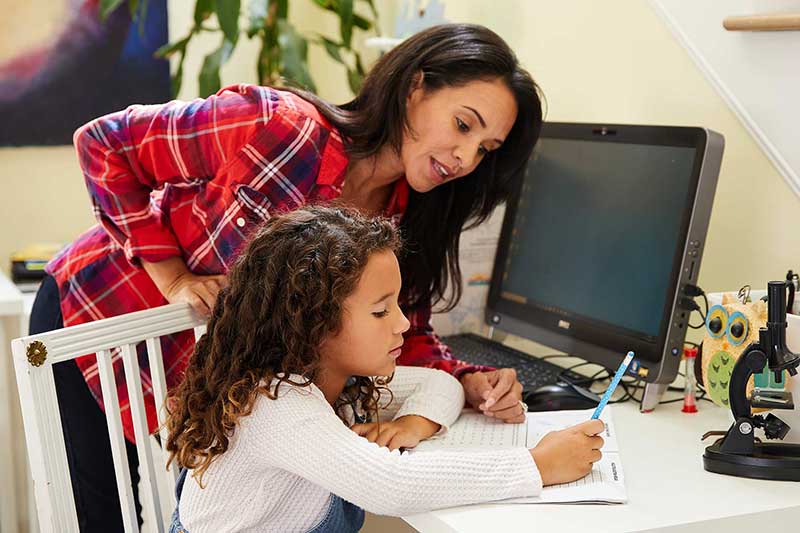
[591,351,635,420]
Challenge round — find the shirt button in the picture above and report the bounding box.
[236,217,246,228]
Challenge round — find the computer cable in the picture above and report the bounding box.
[684,284,708,329]
[554,346,713,406]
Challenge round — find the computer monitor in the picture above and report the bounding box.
[486,122,724,410]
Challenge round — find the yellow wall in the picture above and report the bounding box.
[2,0,797,295]
[440,0,800,297]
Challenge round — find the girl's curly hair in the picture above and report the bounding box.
[165,205,401,482]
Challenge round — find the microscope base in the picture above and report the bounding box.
[704,440,800,481]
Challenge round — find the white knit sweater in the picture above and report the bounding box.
[179,366,541,532]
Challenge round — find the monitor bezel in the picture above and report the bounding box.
[486,122,709,368]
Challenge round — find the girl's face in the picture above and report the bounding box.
[320,250,410,379]
[401,77,518,193]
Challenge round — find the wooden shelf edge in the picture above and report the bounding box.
[723,13,800,31]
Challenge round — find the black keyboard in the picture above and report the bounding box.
[444,333,584,391]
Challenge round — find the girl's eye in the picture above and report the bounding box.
[478,145,488,156]
[456,117,469,132]
[372,310,389,318]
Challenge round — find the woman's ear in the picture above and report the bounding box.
[407,70,425,103]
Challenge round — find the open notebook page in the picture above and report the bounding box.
[410,407,626,504]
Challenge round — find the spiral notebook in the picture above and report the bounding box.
[410,407,627,504]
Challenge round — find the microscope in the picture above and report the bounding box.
[703,281,800,481]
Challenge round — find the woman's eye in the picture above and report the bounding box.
[456,117,469,132]
[478,145,488,156]
[372,310,389,318]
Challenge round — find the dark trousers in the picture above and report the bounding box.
[30,275,143,532]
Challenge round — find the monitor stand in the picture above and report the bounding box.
[641,383,668,412]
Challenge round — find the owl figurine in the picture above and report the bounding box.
[700,293,785,409]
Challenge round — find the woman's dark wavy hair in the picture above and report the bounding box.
[290,23,544,310]
[165,206,401,482]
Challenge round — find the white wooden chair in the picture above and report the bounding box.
[11,304,206,533]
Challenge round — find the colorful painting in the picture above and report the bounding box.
[0,0,170,146]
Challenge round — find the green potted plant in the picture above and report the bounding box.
[100,0,380,97]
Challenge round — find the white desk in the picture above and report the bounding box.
[403,362,800,532]
[0,272,29,533]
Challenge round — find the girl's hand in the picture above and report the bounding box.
[460,369,525,423]
[529,419,605,486]
[351,415,441,451]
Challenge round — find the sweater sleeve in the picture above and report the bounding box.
[376,366,464,433]
[245,384,541,516]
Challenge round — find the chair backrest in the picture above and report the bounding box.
[11,304,206,533]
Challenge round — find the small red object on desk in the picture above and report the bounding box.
[682,347,699,413]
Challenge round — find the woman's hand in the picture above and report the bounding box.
[460,369,525,423]
[142,257,227,317]
[164,272,227,317]
[351,415,441,451]
[529,419,605,486]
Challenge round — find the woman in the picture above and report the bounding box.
[30,23,543,530]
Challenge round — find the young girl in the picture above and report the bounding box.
[166,206,604,532]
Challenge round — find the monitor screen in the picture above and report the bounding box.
[501,138,696,341]
[487,123,723,377]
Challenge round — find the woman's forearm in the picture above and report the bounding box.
[142,257,191,299]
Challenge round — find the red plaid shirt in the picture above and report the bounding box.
[47,84,488,443]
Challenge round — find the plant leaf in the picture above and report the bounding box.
[339,0,354,48]
[319,36,344,64]
[199,38,235,97]
[355,51,365,75]
[363,0,378,22]
[276,0,288,19]
[247,0,268,37]
[216,0,241,45]
[347,67,361,94]
[99,0,125,20]
[135,0,150,37]
[155,35,190,59]
[311,0,368,30]
[172,50,186,97]
[277,20,316,92]
[195,0,217,26]
[352,13,372,31]
[257,39,271,86]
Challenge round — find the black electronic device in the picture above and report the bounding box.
[485,122,724,410]
[442,333,585,391]
[524,383,600,412]
[703,281,800,481]
[443,333,600,411]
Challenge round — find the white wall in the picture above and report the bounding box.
[652,0,800,199]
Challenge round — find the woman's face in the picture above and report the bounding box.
[401,77,518,193]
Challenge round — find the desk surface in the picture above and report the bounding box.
[404,398,800,532]
[403,341,800,532]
